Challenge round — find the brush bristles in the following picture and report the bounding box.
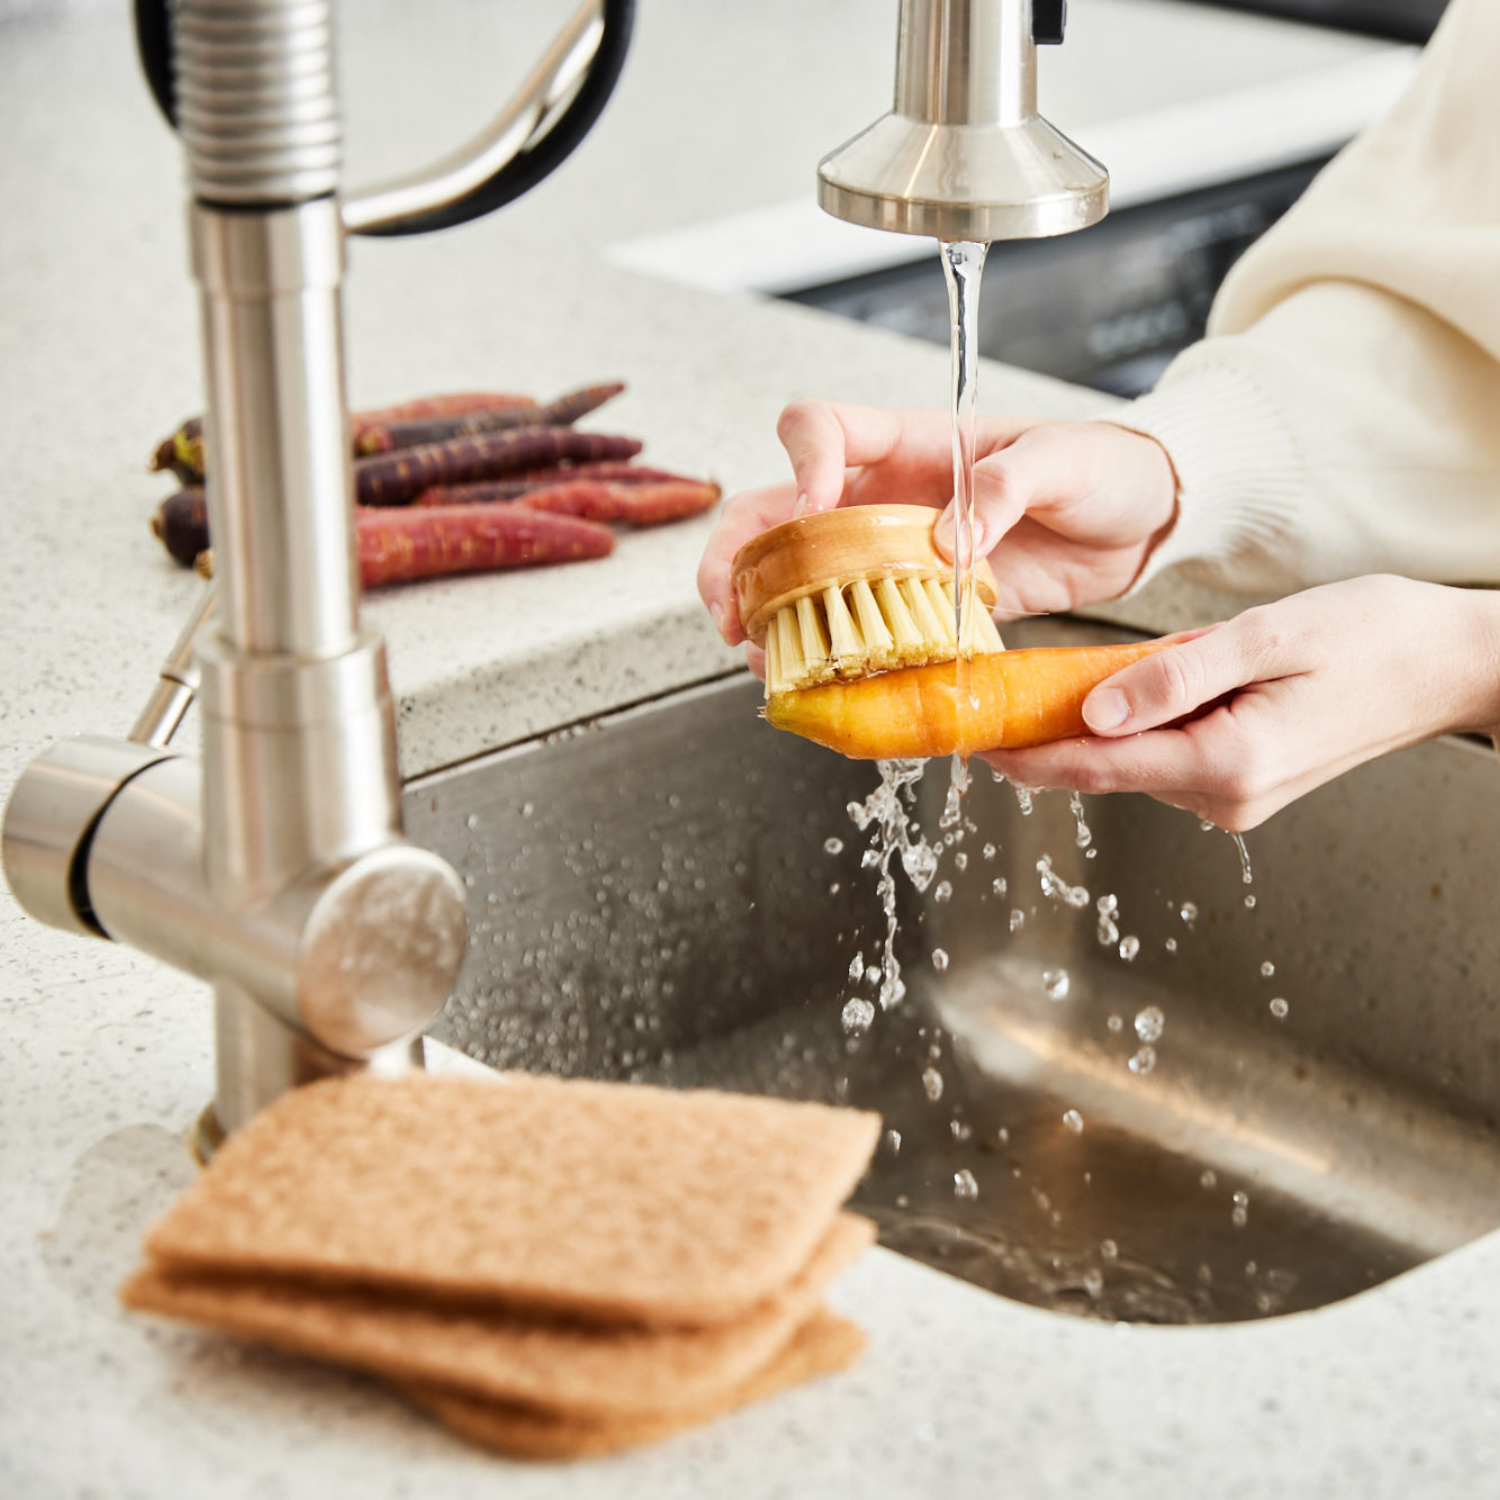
[763,575,1004,696]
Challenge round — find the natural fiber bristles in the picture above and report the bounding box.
[764,574,1005,696]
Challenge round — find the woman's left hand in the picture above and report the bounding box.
[982,575,1500,831]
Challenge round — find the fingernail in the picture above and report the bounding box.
[710,602,725,636]
[792,491,810,518]
[1084,688,1129,732]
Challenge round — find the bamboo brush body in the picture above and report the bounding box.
[731,506,1004,697]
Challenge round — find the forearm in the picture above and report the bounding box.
[1109,283,1500,597]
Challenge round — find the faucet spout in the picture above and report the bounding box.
[817,0,1107,242]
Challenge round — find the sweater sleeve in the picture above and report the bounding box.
[1108,0,1500,597]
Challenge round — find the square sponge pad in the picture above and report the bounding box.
[126,1071,882,1458]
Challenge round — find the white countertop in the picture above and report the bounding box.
[4,3,1498,1497]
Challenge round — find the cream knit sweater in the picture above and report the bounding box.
[1114,0,1500,597]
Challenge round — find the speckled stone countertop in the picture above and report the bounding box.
[4,5,1498,1498]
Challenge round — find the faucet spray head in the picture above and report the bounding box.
[817,0,1107,242]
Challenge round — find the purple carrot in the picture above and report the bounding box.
[355,429,642,507]
[151,487,209,567]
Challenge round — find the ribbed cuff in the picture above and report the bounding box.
[1100,360,1309,594]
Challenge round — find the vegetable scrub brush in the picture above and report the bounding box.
[731,504,1165,761]
[731,505,1005,697]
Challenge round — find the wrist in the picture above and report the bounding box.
[1451,586,1500,739]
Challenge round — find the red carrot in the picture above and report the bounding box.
[353,383,625,456]
[412,462,711,506]
[355,429,642,507]
[514,478,723,525]
[357,503,614,587]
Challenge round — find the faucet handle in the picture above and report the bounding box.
[129,581,217,750]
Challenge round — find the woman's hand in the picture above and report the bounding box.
[983,576,1500,831]
[696,401,1179,651]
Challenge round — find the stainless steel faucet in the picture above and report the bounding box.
[2,0,1090,1150]
[1,0,633,1153]
[818,0,1108,242]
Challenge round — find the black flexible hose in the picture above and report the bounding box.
[132,0,636,236]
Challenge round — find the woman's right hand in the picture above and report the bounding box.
[697,401,1181,652]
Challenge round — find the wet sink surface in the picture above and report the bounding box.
[404,617,1500,1325]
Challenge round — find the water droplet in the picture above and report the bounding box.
[996,1126,1010,1144]
[895,1193,910,1208]
[1042,968,1071,1002]
[1037,855,1089,909]
[1260,960,1276,978]
[885,1128,902,1154]
[934,880,953,904]
[1199,819,1216,832]
[931,948,949,973]
[1128,1046,1157,1076]
[841,997,875,1034]
[1179,901,1198,923]
[520,801,534,818]
[823,837,844,855]
[1009,909,1025,932]
[953,1168,978,1200]
[992,876,1008,897]
[1231,1190,1250,1228]
[1244,893,1257,909]
[950,1118,972,1142]
[1106,1013,1123,1033]
[983,843,997,861]
[1100,1238,1119,1261]
[1082,1268,1104,1298]
[465,812,478,832]
[848,951,865,983]
[1269,996,1289,1019]
[1062,1109,1084,1134]
[922,1066,944,1101]
[954,852,968,872]
[1200,1169,1218,1189]
[1164,937,1178,954]
[1134,1006,1165,1043]
[1118,935,1140,962]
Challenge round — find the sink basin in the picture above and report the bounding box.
[404,616,1500,1325]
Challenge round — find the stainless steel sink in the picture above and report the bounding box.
[404,616,1500,1325]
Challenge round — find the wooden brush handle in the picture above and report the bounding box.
[731,505,999,645]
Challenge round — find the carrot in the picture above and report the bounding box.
[149,392,537,483]
[353,383,625,456]
[151,487,209,566]
[515,478,722,524]
[356,429,642,507]
[412,462,704,506]
[764,641,1168,760]
[357,503,614,587]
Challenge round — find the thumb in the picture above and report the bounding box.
[1082,617,1280,736]
[934,425,1068,562]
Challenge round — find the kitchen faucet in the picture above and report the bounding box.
[1,0,1103,1152]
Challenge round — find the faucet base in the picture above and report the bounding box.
[209,981,426,1147]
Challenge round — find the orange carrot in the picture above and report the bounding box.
[764,641,1167,760]
[356,503,614,587]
